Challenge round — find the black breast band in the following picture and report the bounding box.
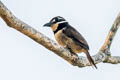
[54,22,68,34]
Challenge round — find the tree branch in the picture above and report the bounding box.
[100,13,120,52]
[0,1,120,68]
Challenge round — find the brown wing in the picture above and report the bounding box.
[63,26,89,50]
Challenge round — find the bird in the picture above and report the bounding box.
[43,16,97,69]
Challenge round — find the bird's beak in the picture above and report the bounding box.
[43,22,52,27]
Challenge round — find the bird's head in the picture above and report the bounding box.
[43,16,68,31]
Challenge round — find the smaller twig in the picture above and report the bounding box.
[100,13,120,53]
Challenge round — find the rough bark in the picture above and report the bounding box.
[0,1,120,68]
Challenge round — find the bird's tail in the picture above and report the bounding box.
[85,50,97,69]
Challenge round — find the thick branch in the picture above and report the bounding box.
[0,1,120,68]
[104,56,120,64]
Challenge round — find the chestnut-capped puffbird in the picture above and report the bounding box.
[43,16,97,69]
